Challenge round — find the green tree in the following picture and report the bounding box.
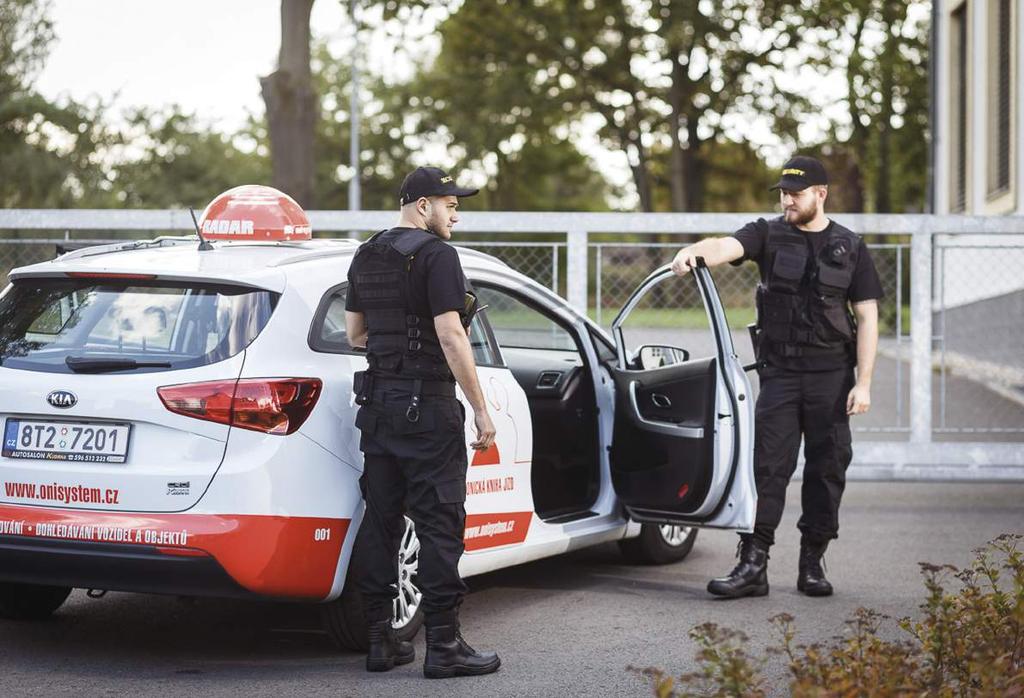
[108,107,269,209]
[803,0,930,213]
[0,0,109,208]
[421,0,805,212]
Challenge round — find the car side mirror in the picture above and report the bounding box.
[635,344,690,370]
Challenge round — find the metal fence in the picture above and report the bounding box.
[1,209,1023,478]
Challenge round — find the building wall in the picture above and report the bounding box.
[936,0,1022,214]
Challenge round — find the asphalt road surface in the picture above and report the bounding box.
[2,482,1021,697]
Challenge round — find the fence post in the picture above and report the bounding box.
[567,228,588,315]
[910,230,933,444]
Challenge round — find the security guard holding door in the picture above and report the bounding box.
[345,166,500,677]
[671,156,882,598]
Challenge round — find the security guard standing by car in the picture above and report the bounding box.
[670,156,882,598]
[344,166,500,678]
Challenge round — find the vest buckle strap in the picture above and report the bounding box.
[407,328,422,339]
[406,314,420,326]
[408,340,422,351]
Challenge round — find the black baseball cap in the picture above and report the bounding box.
[399,166,479,205]
[769,156,829,191]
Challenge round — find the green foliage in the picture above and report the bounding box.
[424,0,806,212]
[1,0,931,215]
[110,108,269,208]
[635,534,1024,696]
[802,0,931,213]
[0,0,110,208]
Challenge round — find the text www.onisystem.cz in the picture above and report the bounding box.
[4,481,120,505]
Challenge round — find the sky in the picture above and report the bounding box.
[36,0,352,133]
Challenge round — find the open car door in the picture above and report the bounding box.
[609,261,755,530]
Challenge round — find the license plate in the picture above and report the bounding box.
[2,419,131,464]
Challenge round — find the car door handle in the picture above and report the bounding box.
[536,371,562,389]
[628,381,703,439]
[651,393,672,409]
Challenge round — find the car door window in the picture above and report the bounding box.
[474,286,577,352]
[616,274,715,369]
[309,283,357,354]
[310,283,500,366]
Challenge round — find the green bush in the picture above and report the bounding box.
[632,534,1024,697]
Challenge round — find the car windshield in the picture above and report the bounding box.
[0,277,278,374]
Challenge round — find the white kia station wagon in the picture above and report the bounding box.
[0,187,754,650]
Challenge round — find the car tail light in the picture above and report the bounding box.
[158,378,322,435]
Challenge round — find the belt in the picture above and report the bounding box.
[764,341,850,358]
[368,376,456,397]
[353,371,455,421]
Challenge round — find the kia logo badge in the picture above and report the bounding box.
[47,390,77,409]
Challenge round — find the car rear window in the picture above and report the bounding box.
[0,277,279,374]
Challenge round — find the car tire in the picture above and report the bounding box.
[0,582,72,620]
[321,516,424,651]
[618,523,698,565]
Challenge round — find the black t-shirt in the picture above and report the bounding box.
[731,217,884,370]
[345,227,469,318]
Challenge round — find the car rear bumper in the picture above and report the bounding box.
[0,504,350,600]
[0,535,254,598]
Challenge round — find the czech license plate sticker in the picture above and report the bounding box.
[2,419,131,464]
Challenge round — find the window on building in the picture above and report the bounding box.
[950,4,968,212]
[987,0,1013,197]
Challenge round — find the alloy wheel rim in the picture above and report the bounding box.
[658,524,693,547]
[392,516,421,629]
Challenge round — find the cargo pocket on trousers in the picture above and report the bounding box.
[354,407,379,434]
[435,478,467,505]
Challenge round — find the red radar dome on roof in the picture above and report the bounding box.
[198,185,312,242]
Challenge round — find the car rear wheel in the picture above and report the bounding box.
[618,523,698,564]
[0,582,72,620]
[322,516,424,651]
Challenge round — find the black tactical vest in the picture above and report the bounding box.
[349,228,452,381]
[755,218,860,363]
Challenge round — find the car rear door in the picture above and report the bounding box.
[608,261,755,530]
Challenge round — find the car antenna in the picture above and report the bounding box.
[189,207,214,251]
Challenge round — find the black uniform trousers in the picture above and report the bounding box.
[351,385,468,618]
[751,365,855,548]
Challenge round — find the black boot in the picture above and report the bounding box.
[423,609,500,679]
[365,612,415,672]
[797,539,833,597]
[707,535,770,598]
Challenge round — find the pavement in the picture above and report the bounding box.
[1,481,1021,697]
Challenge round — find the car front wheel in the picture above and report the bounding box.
[322,516,424,651]
[0,582,72,620]
[618,523,698,564]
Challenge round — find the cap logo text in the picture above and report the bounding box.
[782,168,805,176]
[440,176,453,183]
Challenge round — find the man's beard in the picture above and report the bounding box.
[785,203,817,226]
[424,212,448,238]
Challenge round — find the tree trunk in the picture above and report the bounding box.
[628,136,655,213]
[875,2,899,212]
[668,58,688,212]
[260,0,317,208]
[844,13,869,213]
[683,119,704,212]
